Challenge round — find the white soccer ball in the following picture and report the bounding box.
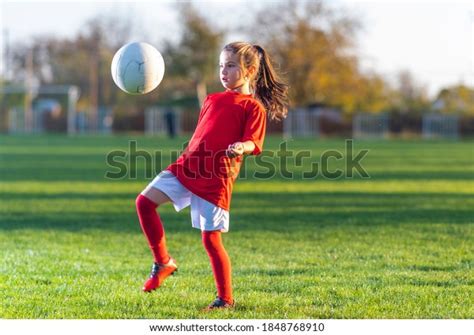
[111,42,165,95]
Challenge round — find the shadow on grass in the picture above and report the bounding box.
[1,192,473,233]
[2,167,474,182]
[1,191,473,202]
[1,150,474,182]
[0,192,138,201]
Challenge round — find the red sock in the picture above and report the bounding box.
[135,194,170,264]
[202,231,233,304]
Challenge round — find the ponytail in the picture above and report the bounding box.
[253,45,289,121]
[223,42,289,121]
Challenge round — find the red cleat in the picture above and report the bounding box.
[142,257,178,292]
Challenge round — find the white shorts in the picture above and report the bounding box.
[142,170,230,232]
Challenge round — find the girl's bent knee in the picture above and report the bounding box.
[136,194,158,213]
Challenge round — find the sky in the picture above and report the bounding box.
[0,0,473,98]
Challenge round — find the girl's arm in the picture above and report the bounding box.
[226,140,255,158]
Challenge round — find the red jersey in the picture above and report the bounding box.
[167,90,266,210]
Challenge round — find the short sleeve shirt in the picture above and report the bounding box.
[167,90,266,210]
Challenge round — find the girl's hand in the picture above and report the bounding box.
[226,142,245,158]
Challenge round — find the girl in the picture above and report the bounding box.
[135,41,288,310]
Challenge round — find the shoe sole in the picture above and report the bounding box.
[203,301,235,311]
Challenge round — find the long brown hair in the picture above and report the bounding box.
[223,42,289,121]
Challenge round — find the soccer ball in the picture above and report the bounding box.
[111,42,165,95]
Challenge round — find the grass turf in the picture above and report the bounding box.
[0,135,473,318]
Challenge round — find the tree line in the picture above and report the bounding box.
[1,1,473,132]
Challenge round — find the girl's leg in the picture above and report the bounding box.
[136,188,177,292]
[202,230,233,305]
[135,187,171,264]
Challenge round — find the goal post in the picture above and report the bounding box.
[0,84,80,135]
[283,108,320,138]
[422,113,459,139]
[352,113,389,139]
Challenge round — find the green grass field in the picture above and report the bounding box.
[0,135,473,319]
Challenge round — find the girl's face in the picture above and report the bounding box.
[219,50,247,92]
